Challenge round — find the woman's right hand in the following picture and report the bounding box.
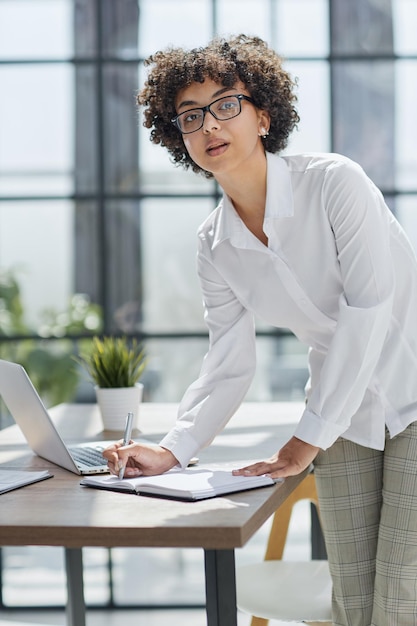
[102,441,179,478]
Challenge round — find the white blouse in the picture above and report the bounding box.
[160,152,417,467]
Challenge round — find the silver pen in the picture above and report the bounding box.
[118,412,134,480]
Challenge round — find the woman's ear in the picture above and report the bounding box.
[257,110,271,138]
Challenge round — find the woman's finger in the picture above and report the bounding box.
[233,460,281,476]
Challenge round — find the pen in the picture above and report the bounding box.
[118,411,134,480]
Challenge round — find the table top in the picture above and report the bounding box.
[0,402,306,550]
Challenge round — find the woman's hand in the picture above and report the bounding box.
[232,436,320,479]
[102,441,179,478]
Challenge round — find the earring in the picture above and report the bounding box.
[258,128,269,139]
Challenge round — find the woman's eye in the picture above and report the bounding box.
[184,111,201,124]
[218,99,238,112]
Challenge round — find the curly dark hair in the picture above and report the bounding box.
[137,34,300,178]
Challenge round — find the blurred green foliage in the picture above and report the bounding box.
[0,268,103,407]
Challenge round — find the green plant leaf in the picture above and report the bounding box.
[76,336,147,388]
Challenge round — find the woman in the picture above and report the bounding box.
[103,34,417,625]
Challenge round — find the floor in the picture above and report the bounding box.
[0,611,302,626]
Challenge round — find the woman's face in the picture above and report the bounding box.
[174,79,270,180]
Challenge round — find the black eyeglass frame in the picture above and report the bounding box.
[171,94,255,134]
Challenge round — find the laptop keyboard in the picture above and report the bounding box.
[69,446,106,467]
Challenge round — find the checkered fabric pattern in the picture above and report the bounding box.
[313,421,417,626]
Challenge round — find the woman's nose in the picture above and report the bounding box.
[202,111,220,133]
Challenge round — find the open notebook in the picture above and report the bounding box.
[80,465,281,501]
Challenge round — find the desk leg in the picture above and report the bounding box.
[64,548,86,626]
[204,549,237,626]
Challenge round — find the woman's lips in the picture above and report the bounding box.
[206,141,228,157]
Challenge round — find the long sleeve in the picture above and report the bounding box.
[159,239,256,467]
[294,160,395,449]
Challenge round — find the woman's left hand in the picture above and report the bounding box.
[232,436,320,479]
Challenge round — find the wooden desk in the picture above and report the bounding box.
[0,402,306,626]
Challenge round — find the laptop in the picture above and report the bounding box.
[0,359,111,475]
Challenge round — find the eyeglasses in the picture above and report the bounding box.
[171,94,255,134]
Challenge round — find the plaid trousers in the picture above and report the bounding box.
[313,421,417,626]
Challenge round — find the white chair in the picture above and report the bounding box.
[236,473,332,626]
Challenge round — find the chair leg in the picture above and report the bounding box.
[250,617,269,626]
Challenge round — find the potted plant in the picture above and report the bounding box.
[77,336,147,432]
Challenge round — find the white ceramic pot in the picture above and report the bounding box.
[95,382,144,432]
